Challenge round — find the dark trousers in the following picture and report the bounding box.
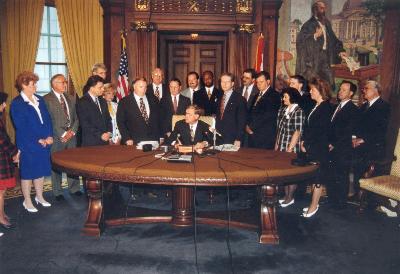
[327,149,351,204]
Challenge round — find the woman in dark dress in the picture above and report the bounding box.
[301,78,333,217]
[0,92,20,235]
[10,72,53,213]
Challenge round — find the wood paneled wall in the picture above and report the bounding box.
[101,0,282,85]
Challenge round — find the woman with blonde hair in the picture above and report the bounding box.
[103,83,121,144]
[11,71,53,213]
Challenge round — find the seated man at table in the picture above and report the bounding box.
[166,105,210,150]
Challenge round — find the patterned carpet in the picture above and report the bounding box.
[5,177,82,199]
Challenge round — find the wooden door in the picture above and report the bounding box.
[160,33,227,88]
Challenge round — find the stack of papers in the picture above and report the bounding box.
[212,144,240,152]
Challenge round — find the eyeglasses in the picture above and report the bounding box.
[55,81,68,84]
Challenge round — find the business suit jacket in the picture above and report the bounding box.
[193,86,223,116]
[299,91,315,117]
[329,100,360,159]
[76,93,112,147]
[11,94,53,153]
[0,119,18,180]
[303,100,333,163]
[166,120,211,146]
[44,91,79,151]
[117,93,161,144]
[215,91,247,144]
[247,87,281,149]
[237,85,259,111]
[159,94,191,135]
[355,97,390,161]
[146,83,169,102]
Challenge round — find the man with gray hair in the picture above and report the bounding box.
[92,63,107,80]
[352,80,390,198]
[44,74,81,200]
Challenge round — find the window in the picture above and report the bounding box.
[34,6,67,96]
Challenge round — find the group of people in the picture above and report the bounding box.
[0,60,390,237]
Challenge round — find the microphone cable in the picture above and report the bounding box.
[190,144,201,274]
[99,148,160,226]
[214,149,235,274]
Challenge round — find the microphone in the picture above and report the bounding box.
[209,127,222,137]
[176,133,182,145]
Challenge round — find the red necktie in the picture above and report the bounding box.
[219,94,226,119]
[173,95,178,114]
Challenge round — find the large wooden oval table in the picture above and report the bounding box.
[52,146,318,244]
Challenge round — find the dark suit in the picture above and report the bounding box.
[193,86,223,116]
[146,83,169,102]
[237,85,259,111]
[247,87,281,149]
[328,100,360,204]
[44,91,80,195]
[76,93,112,147]
[159,94,191,135]
[215,91,247,145]
[353,97,390,190]
[298,91,315,117]
[116,93,161,144]
[166,120,211,146]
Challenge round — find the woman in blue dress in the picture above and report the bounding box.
[11,71,53,213]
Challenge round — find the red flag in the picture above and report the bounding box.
[254,33,265,73]
[116,33,129,101]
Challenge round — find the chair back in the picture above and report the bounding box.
[171,115,214,130]
[390,129,400,177]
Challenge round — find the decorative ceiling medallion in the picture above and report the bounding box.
[236,0,252,14]
[135,0,150,11]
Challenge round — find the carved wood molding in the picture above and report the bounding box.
[133,0,253,14]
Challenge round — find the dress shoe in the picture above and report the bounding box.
[280,199,295,208]
[55,195,65,201]
[73,191,83,196]
[35,197,51,207]
[23,201,38,213]
[0,222,14,229]
[303,205,319,212]
[302,206,319,218]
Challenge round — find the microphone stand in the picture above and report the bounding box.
[205,129,220,155]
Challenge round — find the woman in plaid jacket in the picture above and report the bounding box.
[275,87,305,208]
[0,92,19,234]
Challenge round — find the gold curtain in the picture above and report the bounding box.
[0,0,45,140]
[55,0,103,96]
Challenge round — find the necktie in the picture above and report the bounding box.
[243,86,249,101]
[219,94,226,119]
[173,95,178,114]
[95,97,102,113]
[331,104,342,121]
[139,97,149,123]
[60,94,70,128]
[108,102,114,116]
[155,86,160,100]
[207,88,212,99]
[254,92,262,107]
[190,125,195,142]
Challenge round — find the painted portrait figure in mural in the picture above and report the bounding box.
[295,1,347,87]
